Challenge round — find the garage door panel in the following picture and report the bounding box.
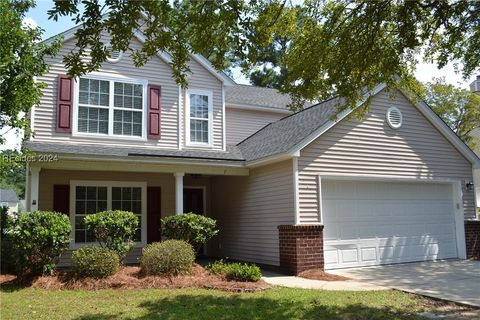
[322,180,458,269]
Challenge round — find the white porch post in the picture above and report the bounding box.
[30,166,41,211]
[174,172,184,214]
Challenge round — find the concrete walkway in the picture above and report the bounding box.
[329,260,480,307]
[261,270,387,291]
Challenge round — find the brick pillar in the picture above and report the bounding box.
[465,220,480,260]
[278,225,324,275]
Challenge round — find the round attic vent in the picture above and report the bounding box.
[386,107,403,129]
[106,46,123,63]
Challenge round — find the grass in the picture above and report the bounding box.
[0,286,437,320]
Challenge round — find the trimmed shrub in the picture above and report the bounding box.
[140,240,195,276]
[161,213,219,252]
[0,206,15,273]
[206,260,262,282]
[9,211,71,275]
[84,210,138,260]
[72,246,120,278]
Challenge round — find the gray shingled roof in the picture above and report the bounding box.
[0,189,19,203]
[225,85,291,111]
[237,97,341,161]
[26,142,244,161]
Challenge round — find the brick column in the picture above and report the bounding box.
[465,220,480,260]
[278,225,324,275]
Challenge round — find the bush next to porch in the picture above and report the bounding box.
[206,260,262,282]
[84,210,138,260]
[72,246,120,278]
[9,211,71,275]
[161,213,219,252]
[140,240,195,276]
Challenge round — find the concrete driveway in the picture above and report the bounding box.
[330,260,480,307]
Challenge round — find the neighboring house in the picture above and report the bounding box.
[0,189,20,214]
[24,24,480,273]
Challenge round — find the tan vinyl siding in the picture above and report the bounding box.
[298,89,476,223]
[34,34,225,150]
[181,60,224,150]
[225,107,286,145]
[210,160,295,266]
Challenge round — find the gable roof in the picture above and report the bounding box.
[225,85,292,111]
[43,23,236,86]
[0,189,19,203]
[238,83,480,168]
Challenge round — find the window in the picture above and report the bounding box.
[112,187,142,242]
[74,186,108,243]
[187,90,212,145]
[75,76,146,138]
[71,181,146,245]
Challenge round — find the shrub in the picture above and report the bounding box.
[140,240,195,276]
[206,260,262,282]
[9,211,71,275]
[72,246,120,278]
[84,210,138,260]
[161,213,219,252]
[0,206,15,273]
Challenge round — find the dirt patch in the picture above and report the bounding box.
[298,269,350,281]
[416,294,480,320]
[0,264,270,292]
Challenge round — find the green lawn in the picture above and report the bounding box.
[0,286,438,320]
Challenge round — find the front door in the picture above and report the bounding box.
[183,188,204,214]
[147,187,162,243]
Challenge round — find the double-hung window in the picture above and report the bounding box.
[76,76,146,138]
[71,181,146,246]
[187,90,212,146]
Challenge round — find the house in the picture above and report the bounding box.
[24,25,480,273]
[0,189,20,215]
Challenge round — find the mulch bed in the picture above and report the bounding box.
[0,264,270,292]
[298,268,350,281]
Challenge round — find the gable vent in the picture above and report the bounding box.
[386,107,403,129]
[106,46,123,63]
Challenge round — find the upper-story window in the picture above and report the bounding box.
[75,76,147,139]
[187,90,213,146]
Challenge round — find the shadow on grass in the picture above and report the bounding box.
[73,293,423,320]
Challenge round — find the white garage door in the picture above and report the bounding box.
[322,179,458,269]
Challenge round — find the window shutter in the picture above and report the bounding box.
[147,85,161,139]
[56,75,73,133]
[53,185,70,215]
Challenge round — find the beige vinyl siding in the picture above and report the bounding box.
[34,34,225,150]
[225,107,286,145]
[210,160,295,266]
[298,89,476,223]
[182,60,224,150]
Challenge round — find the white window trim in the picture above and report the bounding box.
[185,89,213,147]
[72,73,148,141]
[69,180,147,249]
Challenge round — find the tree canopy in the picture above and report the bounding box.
[422,78,480,150]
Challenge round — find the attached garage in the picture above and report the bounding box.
[321,179,462,269]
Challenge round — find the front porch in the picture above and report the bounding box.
[26,157,249,265]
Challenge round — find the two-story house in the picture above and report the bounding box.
[25,24,480,273]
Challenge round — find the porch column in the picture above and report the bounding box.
[174,172,184,214]
[30,166,41,211]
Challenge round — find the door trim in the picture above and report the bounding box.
[184,186,207,215]
[317,173,467,263]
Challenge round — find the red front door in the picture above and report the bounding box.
[147,187,162,243]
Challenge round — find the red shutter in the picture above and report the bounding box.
[56,75,73,133]
[53,185,70,215]
[147,85,161,139]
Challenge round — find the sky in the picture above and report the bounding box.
[1,0,478,150]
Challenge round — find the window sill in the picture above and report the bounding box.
[72,132,147,142]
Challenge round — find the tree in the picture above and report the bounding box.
[45,0,479,113]
[0,0,61,143]
[422,78,480,150]
[0,149,26,198]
